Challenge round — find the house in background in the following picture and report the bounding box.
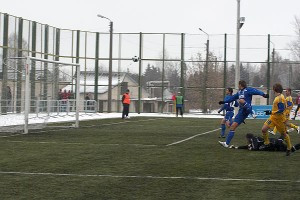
[62,71,174,113]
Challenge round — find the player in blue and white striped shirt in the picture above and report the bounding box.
[217,87,238,138]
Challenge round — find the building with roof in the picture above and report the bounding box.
[62,71,175,113]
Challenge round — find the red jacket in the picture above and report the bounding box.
[122,93,130,104]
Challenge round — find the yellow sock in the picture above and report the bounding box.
[263,133,270,145]
[284,134,292,150]
[273,127,277,134]
[289,123,298,129]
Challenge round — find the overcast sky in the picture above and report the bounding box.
[1,0,299,34]
[1,0,300,62]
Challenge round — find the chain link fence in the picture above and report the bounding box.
[1,13,300,115]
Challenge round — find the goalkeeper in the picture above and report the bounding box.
[229,133,300,152]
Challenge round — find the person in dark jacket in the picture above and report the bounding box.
[229,133,300,153]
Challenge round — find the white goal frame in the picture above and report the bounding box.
[23,56,81,134]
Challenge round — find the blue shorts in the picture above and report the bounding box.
[225,111,234,122]
[234,106,252,125]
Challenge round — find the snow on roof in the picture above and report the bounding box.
[62,71,128,94]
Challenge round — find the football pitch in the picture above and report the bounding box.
[1,117,300,199]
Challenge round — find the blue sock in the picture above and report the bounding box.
[226,131,235,145]
[221,124,226,136]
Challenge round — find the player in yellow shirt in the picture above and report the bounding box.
[261,83,293,156]
[269,88,300,135]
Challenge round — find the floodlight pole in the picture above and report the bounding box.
[97,14,113,113]
[235,0,241,90]
[199,28,209,113]
[235,0,246,90]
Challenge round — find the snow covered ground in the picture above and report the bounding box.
[0,112,223,127]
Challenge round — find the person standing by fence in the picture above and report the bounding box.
[122,89,131,119]
[176,92,184,117]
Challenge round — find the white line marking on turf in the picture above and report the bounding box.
[0,171,298,183]
[4,140,157,147]
[166,128,220,146]
[0,133,23,138]
[0,118,163,137]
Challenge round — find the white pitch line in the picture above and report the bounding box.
[166,128,220,146]
[4,140,157,147]
[0,118,163,137]
[0,171,298,183]
[0,133,23,138]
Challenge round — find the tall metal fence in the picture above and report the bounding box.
[1,12,300,115]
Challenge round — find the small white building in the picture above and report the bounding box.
[62,71,174,113]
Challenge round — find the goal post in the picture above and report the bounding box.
[2,56,81,134]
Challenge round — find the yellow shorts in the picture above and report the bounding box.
[264,115,286,134]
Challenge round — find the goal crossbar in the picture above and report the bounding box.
[8,57,81,66]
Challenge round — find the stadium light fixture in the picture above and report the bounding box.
[239,17,245,29]
[198,28,209,40]
[97,14,112,22]
[97,14,113,113]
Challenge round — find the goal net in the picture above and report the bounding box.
[1,56,80,133]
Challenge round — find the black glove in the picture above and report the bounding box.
[218,110,221,114]
[219,101,225,105]
[263,94,269,98]
[264,110,272,115]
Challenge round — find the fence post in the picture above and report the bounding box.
[223,33,227,99]
[180,33,185,112]
[30,21,37,112]
[1,13,9,114]
[267,34,271,105]
[138,32,143,114]
[94,32,99,104]
[16,17,23,113]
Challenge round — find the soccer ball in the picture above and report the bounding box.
[132,56,139,62]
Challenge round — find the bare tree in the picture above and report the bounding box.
[290,16,300,60]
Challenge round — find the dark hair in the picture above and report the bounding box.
[126,89,130,92]
[246,133,254,144]
[239,80,247,88]
[227,87,233,94]
[273,83,283,93]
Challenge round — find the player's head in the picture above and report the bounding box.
[226,87,233,95]
[126,89,130,93]
[246,133,254,144]
[286,88,291,96]
[238,80,247,89]
[273,83,283,93]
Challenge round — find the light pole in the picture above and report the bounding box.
[235,0,245,89]
[97,14,113,113]
[270,40,275,85]
[199,28,209,113]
